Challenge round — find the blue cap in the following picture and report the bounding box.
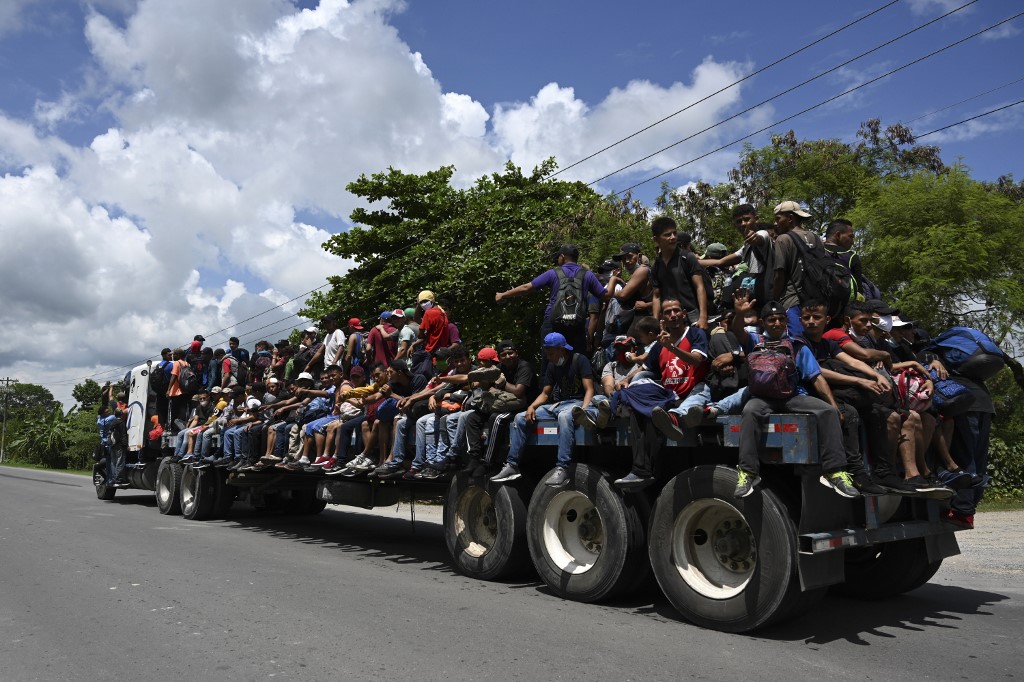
[542,332,573,351]
[379,310,392,319]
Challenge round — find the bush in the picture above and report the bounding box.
[985,439,1024,502]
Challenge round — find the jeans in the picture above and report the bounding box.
[105,444,126,483]
[409,413,440,469]
[506,399,595,470]
[668,383,711,419]
[272,421,293,457]
[951,411,993,516]
[199,428,219,459]
[223,425,249,461]
[709,387,749,414]
[334,415,365,461]
[432,410,471,463]
[173,429,189,457]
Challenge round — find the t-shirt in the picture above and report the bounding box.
[775,227,825,310]
[367,323,398,365]
[502,358,539,403]
[649,247,703,315]
[420,307,450,353]
[447,322,462,345]
[323,329,347,368]
[643,326,709,398]
[398,325,417,352]
[800,335,842,363]
[531,264,606,320]
[601,360,634,386]
[823,328,855,347]
[824,244,863,285]
[744,331,819,396]
[707,330,744,399]
[543,353,593,402]
[389,374,429,398]
[168,359,187,397]
[229,347,250,365]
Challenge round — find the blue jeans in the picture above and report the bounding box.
[433,410,471,462]
[272,421,293,457]
[668,383,711,419]
[199,428,219,458]
[334,415,365,461]
[409,413,440,469]
[951,411,992,516]
[223,425,249,460]
[507,399,595,470]
[709,387,749,414]
[173,429,189,457]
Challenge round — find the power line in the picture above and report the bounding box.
[904,75,1024,124]
[611,10,1024,195]
[917,97,1024,139]
[587,0,977,187]
[546,0,903,179]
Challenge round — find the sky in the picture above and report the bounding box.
[0,0,1021,408]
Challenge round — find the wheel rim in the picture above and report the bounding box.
[541,490,604,575]
[181,467,197,515]
[157,466,173,506]
[671,498,756,599]
[455,486,497,558]
[93,472,105,488]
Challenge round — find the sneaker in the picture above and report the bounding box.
[213,457,233,468]
[852,472,887,495]
[324,465,349,476]
[703,406,721,423]
[572,405,597,430]
[375,461,405,479]
[287,461,307,471]
[595,400,612,428]
[420,467,442,480]
[260,454,283,464]
[544,466,569,488]
[904,475,947,492]
[734,469,760,498]
[310,456,332,468]
[945,509,974,529]
[877,474,916,495]
[937,468,972,490]
[821,471,860,498]
[682,404,705,428]
[466,366,502,383]
[490,464,521,483]
[179,455,196,464]
[402,468,422,480]
[614,471,654,492]
[651,407,686,442]
[460,457,483,473]
[971,474,990,489]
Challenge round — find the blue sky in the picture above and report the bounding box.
[0,0,1021,405]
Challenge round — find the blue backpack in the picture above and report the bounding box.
[928,327,1005,381]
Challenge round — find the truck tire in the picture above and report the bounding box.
[648,465,809,633]
[832,537,942,600]
[93,465,116,501]
[180,465,216,520]
[155,457,182,515]
[211,470,235,518]
[287,489,327,515]
[444,472,531,581]
[526,464,649,603]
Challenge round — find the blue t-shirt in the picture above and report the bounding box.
[543,353,593,402]
[531,264,606,319]
[97,414,118,446]
[744,331,819,396]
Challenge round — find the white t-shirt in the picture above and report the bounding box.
[323,329,347,368]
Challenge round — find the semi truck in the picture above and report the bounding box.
[91,361,966,633]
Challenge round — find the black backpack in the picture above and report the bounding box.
[149,360,170,395]
[178,361,201,393]
[550,267,588,331]
[784,232,854,321]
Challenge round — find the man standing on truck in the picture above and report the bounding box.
[730,292,860,499]
[649,217,709,329]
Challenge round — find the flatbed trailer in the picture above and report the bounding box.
[91,362,966,633]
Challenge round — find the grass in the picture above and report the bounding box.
[0,461,93,477]
[977,497,1024,512]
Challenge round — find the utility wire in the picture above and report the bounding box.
[611,10,1024,195]
[917,97,1024,138]
[546,0,903,179]
[904,75,1024,124]
[588,0,977,187]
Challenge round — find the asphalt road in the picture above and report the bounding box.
[1,466,1021,681]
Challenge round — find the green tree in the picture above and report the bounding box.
[8,405,77,468]
[72,379,102,409]
[308,160,647,359]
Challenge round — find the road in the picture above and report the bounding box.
[1,466,1021,681]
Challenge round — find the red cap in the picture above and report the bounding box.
[477,347,499,362]
[348,317,364,331]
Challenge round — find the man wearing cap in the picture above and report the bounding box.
[605,242,654,335]
[411,290,450,378]
[495,244,607,356]
[649,217,709,330]
[393,308,418,360]
[772,199,823,336]
[296,327,325,379]
[366,311,398,366]
[729,291,859,499]
[491,332,601,488]
[172,389,213,462]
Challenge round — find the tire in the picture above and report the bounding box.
[180,465,216,520]
[648,465,810,633]
[155,457,183,515]
[211,470,235,518]
[526,464,649,603]
[444,472,531,581]
[93,465,115,501]
[287,489,327,515]
[832,537,943,600]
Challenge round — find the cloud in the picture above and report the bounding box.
[980,23,1021,42]
[0,0,32,36]
[905,0,969,15]
[919,100,1024,143]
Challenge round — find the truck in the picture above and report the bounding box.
[91,361,966,633]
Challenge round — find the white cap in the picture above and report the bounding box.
[246,397,262,410]
[773,200,812,218]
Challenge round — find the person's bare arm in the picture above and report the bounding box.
[495,282,534,303]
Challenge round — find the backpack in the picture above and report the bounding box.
[236,361,250,386]
[784,232,854,321]
[928,369,975,416]
[894,368,932,412]
[253,350,273,377]
[550,267,589,331]
[178,361,201,393]
[927,327,1005,381]
[746,337,799,400]
[149,360,171,395]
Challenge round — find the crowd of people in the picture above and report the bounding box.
[98,201,1002,527]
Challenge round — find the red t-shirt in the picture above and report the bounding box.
[823,328,854,347]
[646,327,709,398]
[420,307,450,353]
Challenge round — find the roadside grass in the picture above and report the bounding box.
[1,461,92,477]
[978,497,1024,512]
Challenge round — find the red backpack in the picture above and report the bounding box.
[746,338,798,400]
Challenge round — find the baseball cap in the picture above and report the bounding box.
[349,365,366,378]
[542,332,573,351]
[404,307,417,318]
[891,317,914,328]
[773,200,812,218]
[760,300,788,318]
[275,339,290,348]
[267,377,280,384]
[477,347,499,362]
[496,339,517,353]
[303,327,318,334]
[417,290,435,303]
[194,334,205,342]
[296,372,315,383]
[703,242,730,260]
[210,386,223,394]
[391,308,406,318]
[245,397,262,410]
[379,310,392,320]
[347,317,364,331]
[611,242,642,261]
[613,335,635,347]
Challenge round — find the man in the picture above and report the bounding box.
[772,200,821,336]
[614,298,709,490]
[214,348,240,390]
[649,217,708,329]
[342,317,365,371]
[394,308,417,360]
[823,219,863,290]
[605,242,654,338]
[495,244,606,355]
[173,389,213,462]
[491,333,601,488]
[412,290,450,378]
[731,292,859,499]
[295,328,325,379]
[305,314,346,374]
[366,311,398,366]
[228,337,250,365]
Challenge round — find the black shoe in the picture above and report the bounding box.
[212,457,233,467]
[419,467,442,480]
[853,472,887,496]
[651,407,686,442]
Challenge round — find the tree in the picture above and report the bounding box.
[4,383,58,417]
[308,160,648,359]
[8,404,77,469]
[72,379,102,409]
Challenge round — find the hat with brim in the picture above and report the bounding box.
[542,332,573,351]
[703,243,730,260]
[611,242,642,261]
[891,317,914,328]
[773,200,812,218]
[296,372,315,384]
[760,300,788,318]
